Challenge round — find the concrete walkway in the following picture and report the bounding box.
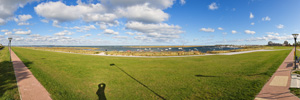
[255,49,299,100]
[11,48,52,100]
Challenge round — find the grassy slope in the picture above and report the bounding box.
[0,47,19,100]
[12,47,291,100]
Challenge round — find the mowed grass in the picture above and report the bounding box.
[12,47,292,100]
[0,47,19,100]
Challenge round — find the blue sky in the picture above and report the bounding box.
[0,0,299,45]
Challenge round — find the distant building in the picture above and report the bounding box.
[283,41,289,46]
[268,41,283,46]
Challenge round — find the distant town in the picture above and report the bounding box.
[268,41,290,46]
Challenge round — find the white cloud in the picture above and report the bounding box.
[244,30,255,35]
[116,3,169,23]
[103,29,119,35]
[29,34,40,37]
[250,12,254,19]
[14,14,32,25]
[262,16,271,21]
[222,32,227,35]
[126,21,183,42]
[4,32,12,35]
[68,25,96,32]
[15,30,31,35]
[83,13,118,23]
[0,0,38,25]
[251,22,255,25]
[126,21,183,34]
[200,28,215,32]
[34,1,106,22]
[85,34,92,37]
[180,0,186,5]
[126,32,135,35]
[231,30,237,34]
[13,29,22,31]
[1,29,9,32]
[54,30,73,36]
[41,19,49,23]
[266,32,279,36]
[18,22,30,25]
[112,36,129,39]
[100,0,175,9]
[17,14,32,22]
[277,24,284,29]
[0,18,5,25]
[208,2,218,10]
[217,27,223,30]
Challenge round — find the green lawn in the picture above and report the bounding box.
[0,47,19,100]
[12,47,292,100]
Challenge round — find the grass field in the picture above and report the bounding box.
[12,47,292,100]
[0,47,19,100]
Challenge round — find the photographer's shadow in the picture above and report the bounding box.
[96,83,106,100]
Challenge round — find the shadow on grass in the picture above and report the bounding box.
[110,63,166,100]
[0,61,18,99]
[195,74,218,77]
[96,83,106,100]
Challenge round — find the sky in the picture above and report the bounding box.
[0,0,300,46]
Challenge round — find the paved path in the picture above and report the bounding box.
[10,48,52,100]
[255,49,299,100]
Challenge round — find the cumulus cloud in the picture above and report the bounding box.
[277,24,284,29]
[262,16,271,21]
[5,32,12,35]
[246,35,292,41]
[112,36,129,39]
[266,32,279,36]
[34,1,106,22]
[18,22,30,25]
[29,34,40,37]
[208,2,218,10]
[244,30,255,34]
[1,29,9,32]
[14,14,32,25]
[15,30,31,35]
[222,32,227,35]
[231,30,237,34]
[103,29,119,35]
[251,22,255,25]
[180,0,186,5]
[67,25,96,32]
[250,12,254,19]
[217,27,223,30]
[126,21,183,42]
[0,0,38,25]
[54,30,73,36]
[0,18,5,25]
[100,0,175,9]
[116,3,169,23]
[41,19,49,23]
[200,28,215,32]
[126,32,135,35]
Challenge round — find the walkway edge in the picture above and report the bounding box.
[255,49,299,100]
[11,48,52,100]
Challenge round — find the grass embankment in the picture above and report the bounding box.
[12,47,291,99]
[0,47,19,100]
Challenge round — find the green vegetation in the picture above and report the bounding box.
[12,47,291,100]
[0,47,19,100]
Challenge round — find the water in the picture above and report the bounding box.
[23,45,240,53]
[79,46,239,53]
